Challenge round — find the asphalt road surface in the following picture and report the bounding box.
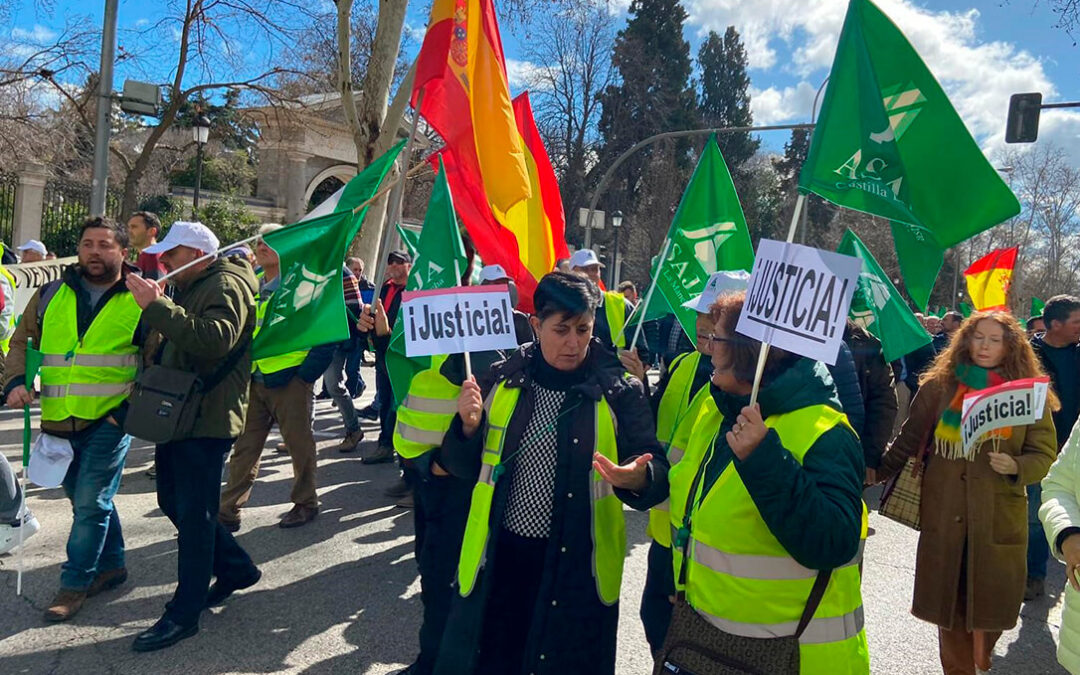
[0,367,1070,674]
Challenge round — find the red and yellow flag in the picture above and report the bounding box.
[964,247,1018,311]
[412,0,530,212]
[493,93,570,281]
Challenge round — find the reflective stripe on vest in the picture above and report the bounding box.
[670,401,870,673]
[457,382,627,605]
[252,293,307,374]
[649,351,710,547]
[39,284,142,421]
[393,354,460,459]
[603,291,626,349]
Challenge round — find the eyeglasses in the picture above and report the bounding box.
[697,333,733,349]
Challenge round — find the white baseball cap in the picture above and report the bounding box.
[27,434,74,488]
[18,239,47,256]
[144,221,220,255]
[682,271,751,314]
[569,248,604,269]
[479,264,511,283]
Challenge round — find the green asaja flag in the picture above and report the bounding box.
[800,0,1019,308]
[397,223,420,257]
[838,229,931,362]
[959,301,973,318]
[638,135,754,345]
[890,221,942,313]
[386,157,469,406]
[253,141,404,360]
[1031,296,1046,318]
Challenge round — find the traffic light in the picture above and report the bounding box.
[1006,93,1042,143]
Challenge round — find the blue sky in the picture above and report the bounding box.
[6,0,1078,165]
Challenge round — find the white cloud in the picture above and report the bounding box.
[10,24,57,44]
[683,0,1073,164]
[505,58,542,90]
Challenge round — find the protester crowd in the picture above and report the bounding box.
[2,215,1080,675]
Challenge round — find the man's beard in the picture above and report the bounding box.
[81,259,121,283]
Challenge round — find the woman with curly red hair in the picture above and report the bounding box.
[878,311,1059,674]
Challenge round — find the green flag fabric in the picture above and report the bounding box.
[644,135,754,346]
[252,143,404,360]
[800,0,1019,308]
[838,229,931,362]
[959,302,973,318]
[397,224,420,257]
[385,157,470,406]
[1031,296,1045,318]
[890,221,943,312]
[23,340,43,464]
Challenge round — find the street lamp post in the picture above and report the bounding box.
[610,210,623,288]
[192,114,211,216]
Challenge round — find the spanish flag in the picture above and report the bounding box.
[431,92,569,312]
[964,247,1018,311]
[412,0,530,212]
[494,93,570,281]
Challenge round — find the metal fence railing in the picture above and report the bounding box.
[0,171,16,247]
[41,178,124,257]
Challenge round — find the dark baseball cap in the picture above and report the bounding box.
[387,250,412,264]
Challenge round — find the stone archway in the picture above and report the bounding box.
[250,94,432,223]
[305,164,357,204]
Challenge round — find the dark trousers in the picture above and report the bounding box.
[156,437,257,627]
[375,354,397,447]
[476,530,547,675]
[641,540,676,654]
[344,337,367,398]
[413,472,473,675]
[1027,482,1049,579]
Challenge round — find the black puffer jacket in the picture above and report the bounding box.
[435,339,668,675]
[845,324,898,469]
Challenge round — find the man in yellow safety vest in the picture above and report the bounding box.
[3,216,145,623]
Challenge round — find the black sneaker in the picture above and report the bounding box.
[358,406,379,421]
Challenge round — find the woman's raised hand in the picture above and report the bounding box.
[593,453,652,492]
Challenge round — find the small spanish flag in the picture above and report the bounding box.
[964,247,1018,311]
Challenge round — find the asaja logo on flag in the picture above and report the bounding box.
[833,84,926,206]
[851,271,891,329]
[269,264,337,326]
[663,221,740,299]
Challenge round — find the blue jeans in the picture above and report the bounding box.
[60,420,131,590]
[324,345,360,434]
[344,337,367,398]
[1028,482,1049,579]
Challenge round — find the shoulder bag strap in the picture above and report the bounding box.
[794,569,834,639]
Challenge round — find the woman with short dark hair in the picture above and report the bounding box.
[434,271,668,675]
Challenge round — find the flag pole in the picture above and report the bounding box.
[625,238,674,354]
[749,193,806,406]
[453,258,473,380]
[371,89,426,305]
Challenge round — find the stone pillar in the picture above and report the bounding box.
[13,162,49,246]
[284,152,310,224]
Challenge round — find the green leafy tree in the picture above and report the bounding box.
[597,0,698,213]
[697,27,759,169]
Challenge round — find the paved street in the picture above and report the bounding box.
[0,367,1071,674]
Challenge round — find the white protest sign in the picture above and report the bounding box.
[735,239,861,365]
[401,285,519,358]
[9,257,77,317]
[961,377,1049,455]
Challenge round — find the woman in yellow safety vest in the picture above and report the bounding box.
[434,271,669,675]
[663,290,869,674]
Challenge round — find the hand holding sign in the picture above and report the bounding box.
[727,404,768,460]
[987,452,1019,476]
[458,377,483,438]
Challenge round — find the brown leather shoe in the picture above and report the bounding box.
[336,429,365,453]
[279,504,319,529]
[87,567,128,597]
[44,589,87,622]
[361,444,395,464]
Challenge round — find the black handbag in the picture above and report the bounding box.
[654,569,831,675]
[124,335,250,444]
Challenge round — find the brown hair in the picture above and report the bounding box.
[920,311,1060,410]
[708,291,799,385]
